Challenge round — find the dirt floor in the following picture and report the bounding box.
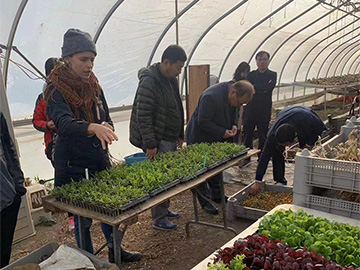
[10,158,295,270]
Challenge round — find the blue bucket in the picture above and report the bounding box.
[124,152,148,166]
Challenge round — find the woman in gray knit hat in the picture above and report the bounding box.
[45,28,141,263]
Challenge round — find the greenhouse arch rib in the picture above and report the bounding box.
[218,0,293,81]
[294,16,360,83]
[147,0,200,67]
[277,13,349,88]
[322,39,360,78]
[248,2,321,63]
[333,42,360,76]
[355,57,360,73]
[338,43,360,76]
[93,0,126,44]
[304,26,360,81]
[179,0,248,96]
[3,0,28,89]
[270,2,344,65]
[348,53,360,74]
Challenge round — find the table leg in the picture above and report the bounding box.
[113,225,123,267]
[186,186,237,238]
[78,216,86,250]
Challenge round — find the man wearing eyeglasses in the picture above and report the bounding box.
[185,80,254,214]
[251,105,327,194]
[242,51,277,161]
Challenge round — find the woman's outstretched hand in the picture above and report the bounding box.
[88,123,118,149]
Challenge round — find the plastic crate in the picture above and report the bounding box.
[295,121,360,194]
[227,181,292,221]
[124,152,148,166]
[305,194,360,220]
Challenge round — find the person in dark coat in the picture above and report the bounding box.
[46,28,140,262]
[251,106,327,193]
[185,80,254,214]
[242,51,277,155]
[0,111,27,268]
[129,45,186,231]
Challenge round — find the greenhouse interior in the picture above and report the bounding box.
[0,0,359,269]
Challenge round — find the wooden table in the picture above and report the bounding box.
[43,149,259,268]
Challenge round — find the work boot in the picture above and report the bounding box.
[202,201,218,215]
[108,247,142,263]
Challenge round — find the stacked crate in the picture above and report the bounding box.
[293,120,360,219]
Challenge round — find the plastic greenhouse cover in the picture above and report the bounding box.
[1,0,359,119]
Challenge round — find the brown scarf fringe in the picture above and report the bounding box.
[45,62,101,123]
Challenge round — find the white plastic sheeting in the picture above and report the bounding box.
[1,0,360,118]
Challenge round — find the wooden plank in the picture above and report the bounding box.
[186,65,209,123]
[43,149,260,226]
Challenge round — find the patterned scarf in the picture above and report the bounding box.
[45,62,101,123]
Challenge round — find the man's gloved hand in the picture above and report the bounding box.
[15,184,27,196]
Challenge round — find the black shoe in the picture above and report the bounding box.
[166,210,180,219]
[202,202,218,215]
[212,195,228,204]
[108,247,142,263]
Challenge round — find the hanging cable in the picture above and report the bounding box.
[0,53,44,81]
[240,1,249,25]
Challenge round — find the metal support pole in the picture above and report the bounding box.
[294,18,360,84]
[78,216,86,250]
[112,225,123,268]
[277,13,348,96]
[3,0,28,88]
[339,44,360,75]
[180,0,248,96]
[249,2,321,63]
[147,0,200,67]
[325,40,360,77]
[218,0,293,80]
[305,26,360,81]
[93,0,125,43]
[270,2,345,63]
[175,0,179,45]
[348,54,360,74]
[12,46,46,79]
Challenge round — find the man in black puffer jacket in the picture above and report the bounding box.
[130,45,186,231]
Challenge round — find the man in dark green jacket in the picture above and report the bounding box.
[130,45,186,231]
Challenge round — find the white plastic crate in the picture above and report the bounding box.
[295,121,360,194]
[305,194,360,220]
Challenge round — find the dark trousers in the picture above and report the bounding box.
[258,136,286,184]
[272,148,286,183]
[195,173,222,207]
[151,140,177,223]
[1,194,21,267]
[243,120,269,151]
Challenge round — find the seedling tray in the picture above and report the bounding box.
[120,194,150,211]
[231,148,249,159]
[149,186,166,197]
[56,194,151,217]
[194,167,208,177]
[163,178,180,190]
[227,181,292,221]
[180,174,196,183]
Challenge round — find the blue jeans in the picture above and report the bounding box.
[74,215,113,253]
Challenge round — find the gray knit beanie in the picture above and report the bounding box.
[61,29,97,58]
